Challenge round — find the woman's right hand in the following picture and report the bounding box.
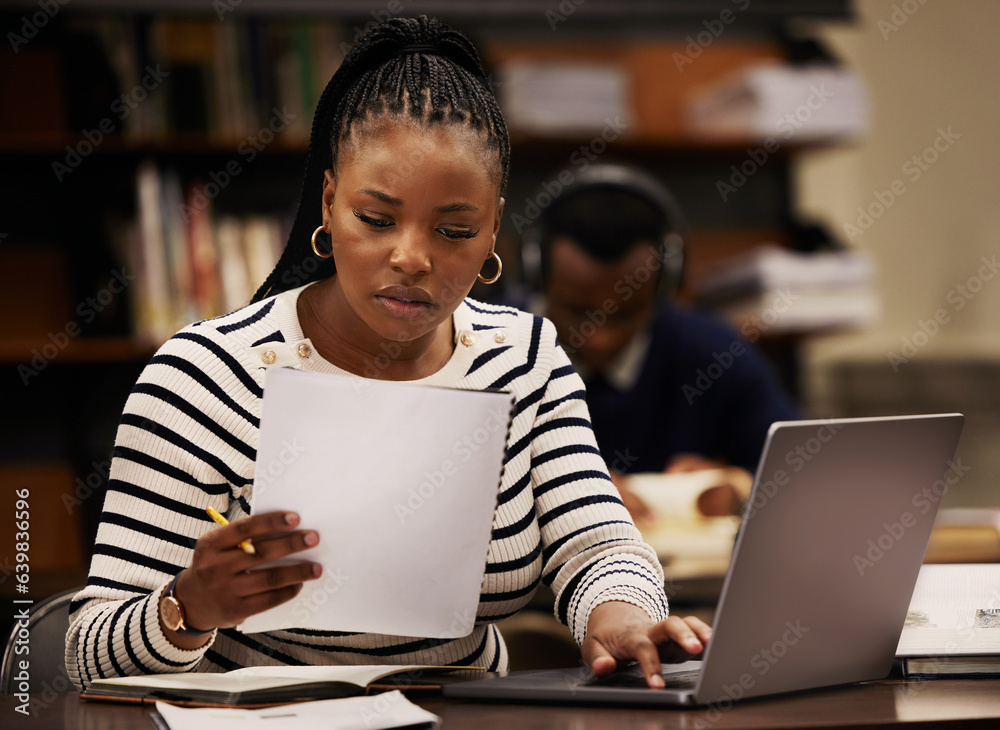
[161,511,322,647]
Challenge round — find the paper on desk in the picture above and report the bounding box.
[626,471,741,564]
[626,469,732,522]
[241,368,512,637]
[155,691,440,730]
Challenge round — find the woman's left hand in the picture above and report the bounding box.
[581,601,712,688]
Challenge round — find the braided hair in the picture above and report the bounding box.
[251,15,510,303]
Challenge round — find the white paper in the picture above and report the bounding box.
[896,563,1000,656]
[498,61,630,134]
[626,471,741,563]
[241,368,512,637]
[688,64,869,141]
[625,470,731,522]
[155,691,440,730]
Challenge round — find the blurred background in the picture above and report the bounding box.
[1,0,998,642]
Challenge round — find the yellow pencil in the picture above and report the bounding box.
[206,506,256,555]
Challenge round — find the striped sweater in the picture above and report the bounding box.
[66,284,669,690]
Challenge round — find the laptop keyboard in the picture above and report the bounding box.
[586,664,700,689]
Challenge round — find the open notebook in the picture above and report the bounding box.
[84,664,480,707]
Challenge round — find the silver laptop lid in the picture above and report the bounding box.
[695,413,965,705]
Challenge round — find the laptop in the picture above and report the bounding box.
[445,413,965,707]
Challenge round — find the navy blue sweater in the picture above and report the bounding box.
[583,302,801,475]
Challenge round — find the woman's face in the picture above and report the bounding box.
[321,121,503,349]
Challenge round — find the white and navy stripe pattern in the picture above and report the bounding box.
[66,285,668,690]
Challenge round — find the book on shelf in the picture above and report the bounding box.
[67,13,345,144]
[696,244,876,300]
[82,664,482,708]
[894,563,1000,677]
[694,244,880,335]
[686,62,869,142]
[712,285,880,335]
[496,60,631,136]
[151,690,442,730]
[123,162,288,347]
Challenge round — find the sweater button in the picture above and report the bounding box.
[297,343,312,358]
[261,350,276,365]
[494,331,507,344]
[460,332,476,347]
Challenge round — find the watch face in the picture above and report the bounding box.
[161,596,184,631]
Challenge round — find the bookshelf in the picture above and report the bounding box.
[0,2,853,636]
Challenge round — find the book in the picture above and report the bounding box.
[82,664,480,708]
[151,17,216,135]
[714,285,881,335]
[134,160,174,347]
[695,245,876,304]
[626,469,748,524]
[626,471,742,565]
[896,654,1000,678]
[695,245,880,335]
[70,13,344,143]
[894,563,1000,677]
[496,60,631,135]
[118,163,291,346]
[687,62,869,142]
[152,690,442,730]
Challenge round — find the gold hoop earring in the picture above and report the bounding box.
[311,225,334,259]
[477,252,502,285]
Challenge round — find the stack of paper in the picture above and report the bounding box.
[694,244,880,335]
[687,63,869,142]
[497,61,631,135]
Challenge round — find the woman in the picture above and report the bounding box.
[66,15,709,691]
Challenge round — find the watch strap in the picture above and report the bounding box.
[164,572,215,637]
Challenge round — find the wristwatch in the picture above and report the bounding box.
[160,573,214,636]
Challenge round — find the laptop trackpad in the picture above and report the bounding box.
[586,660,703,689]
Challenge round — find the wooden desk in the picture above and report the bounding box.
[6,681,1000,729]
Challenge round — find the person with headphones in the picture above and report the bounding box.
[517,163,802,520]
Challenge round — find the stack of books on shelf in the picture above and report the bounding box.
[694,244,880,336]
[686,62,869,143]
[119,161,288,347]
[71,13,345,144]
[496,60,631,136]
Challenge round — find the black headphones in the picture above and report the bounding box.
[519,163,688,298]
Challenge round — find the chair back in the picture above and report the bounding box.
[1,587,81,695]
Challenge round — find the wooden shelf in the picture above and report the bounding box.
[0,131,852,158]
[485,39,787,142]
